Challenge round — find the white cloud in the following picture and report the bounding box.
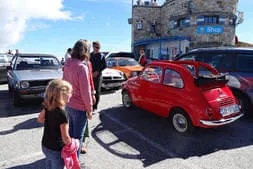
[27,22,51,31]
[0,0,73,50]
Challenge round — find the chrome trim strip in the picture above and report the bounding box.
[200,113,244,126]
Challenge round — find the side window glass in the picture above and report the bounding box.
[198,66,214,77]
[180,54,197,61]
[197,53,235,72]
[197,53,223,68]
[140,66,162,83]
[236,54,253,72]
[163,69,184,88]
[216,54,235,71]
[182,64,195,76]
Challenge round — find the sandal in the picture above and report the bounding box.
[81,143,87,154]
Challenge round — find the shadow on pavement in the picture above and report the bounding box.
[0,117,43,135]
[101,88,119,95]
[0,90,43,117]
[6,159,45,169]
[92,106,253,167]
[6,159,90,169]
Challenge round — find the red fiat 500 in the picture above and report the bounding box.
[121,60,243,133]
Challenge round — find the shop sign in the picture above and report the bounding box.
[197,26,224,34]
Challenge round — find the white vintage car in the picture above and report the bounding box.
[102,68,126,90]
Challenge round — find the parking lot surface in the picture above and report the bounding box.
[0,84,253,169]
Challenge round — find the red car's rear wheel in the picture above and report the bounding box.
[170,109,194,134]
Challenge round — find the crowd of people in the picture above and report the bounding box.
[36,39,148,168]
[37,39,107,169]
[7,49,19,56]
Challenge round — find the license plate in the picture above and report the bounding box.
[220,104,240,117]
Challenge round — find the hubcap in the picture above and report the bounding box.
[123,93,131,108]
[172,113,188,133]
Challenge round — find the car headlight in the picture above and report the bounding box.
[20,81,29,88]
[119,72,126,78]
[131,71,138,77]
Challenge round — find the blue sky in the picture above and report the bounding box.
[0,0,252,59]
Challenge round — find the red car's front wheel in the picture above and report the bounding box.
[122,91,132,108]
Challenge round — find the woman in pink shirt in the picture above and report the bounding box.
[63,39,93,158]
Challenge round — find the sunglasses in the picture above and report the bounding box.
[94,46,100,49]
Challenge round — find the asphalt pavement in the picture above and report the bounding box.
[0,84,253,169]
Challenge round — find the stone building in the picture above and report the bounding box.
[129,0,239,60]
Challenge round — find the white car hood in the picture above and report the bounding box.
[102,68,123,77]
[14,69,63,81]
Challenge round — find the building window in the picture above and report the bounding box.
[151,24,156,33]
[137,23,143,30]
[198,16,223,25]
[204,16,219,24]
[177,18,185,27]
[174,17,190,28]
[182,2,188,9]
[229,16,236,26]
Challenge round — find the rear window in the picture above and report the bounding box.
[236,54,253,72]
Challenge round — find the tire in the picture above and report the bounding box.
[13,91,21,107]
[122,90,132,108]
[233,91,251,116]
[170,109,194,134]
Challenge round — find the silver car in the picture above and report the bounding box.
[7,54,63,106]
[0,54,12,83]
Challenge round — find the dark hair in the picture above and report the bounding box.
[92,41,101,48]
[67,48,72,53]
[71,39,91,61]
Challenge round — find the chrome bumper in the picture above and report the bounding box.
[102,82,122,89]
[200,113,244,126]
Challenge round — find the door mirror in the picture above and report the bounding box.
[6,66,12,71]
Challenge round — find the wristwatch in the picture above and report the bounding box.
[91,90,96,95]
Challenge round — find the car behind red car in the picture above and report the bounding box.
[122,60,243,133]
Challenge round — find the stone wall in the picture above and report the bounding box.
[132,0,239,49]
[132,6,161,42]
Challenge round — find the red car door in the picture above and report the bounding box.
[155,67,186,117]
[137,66,164,114]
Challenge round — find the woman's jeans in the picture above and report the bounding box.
[42,145,64,169]
[66,106,87,158]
